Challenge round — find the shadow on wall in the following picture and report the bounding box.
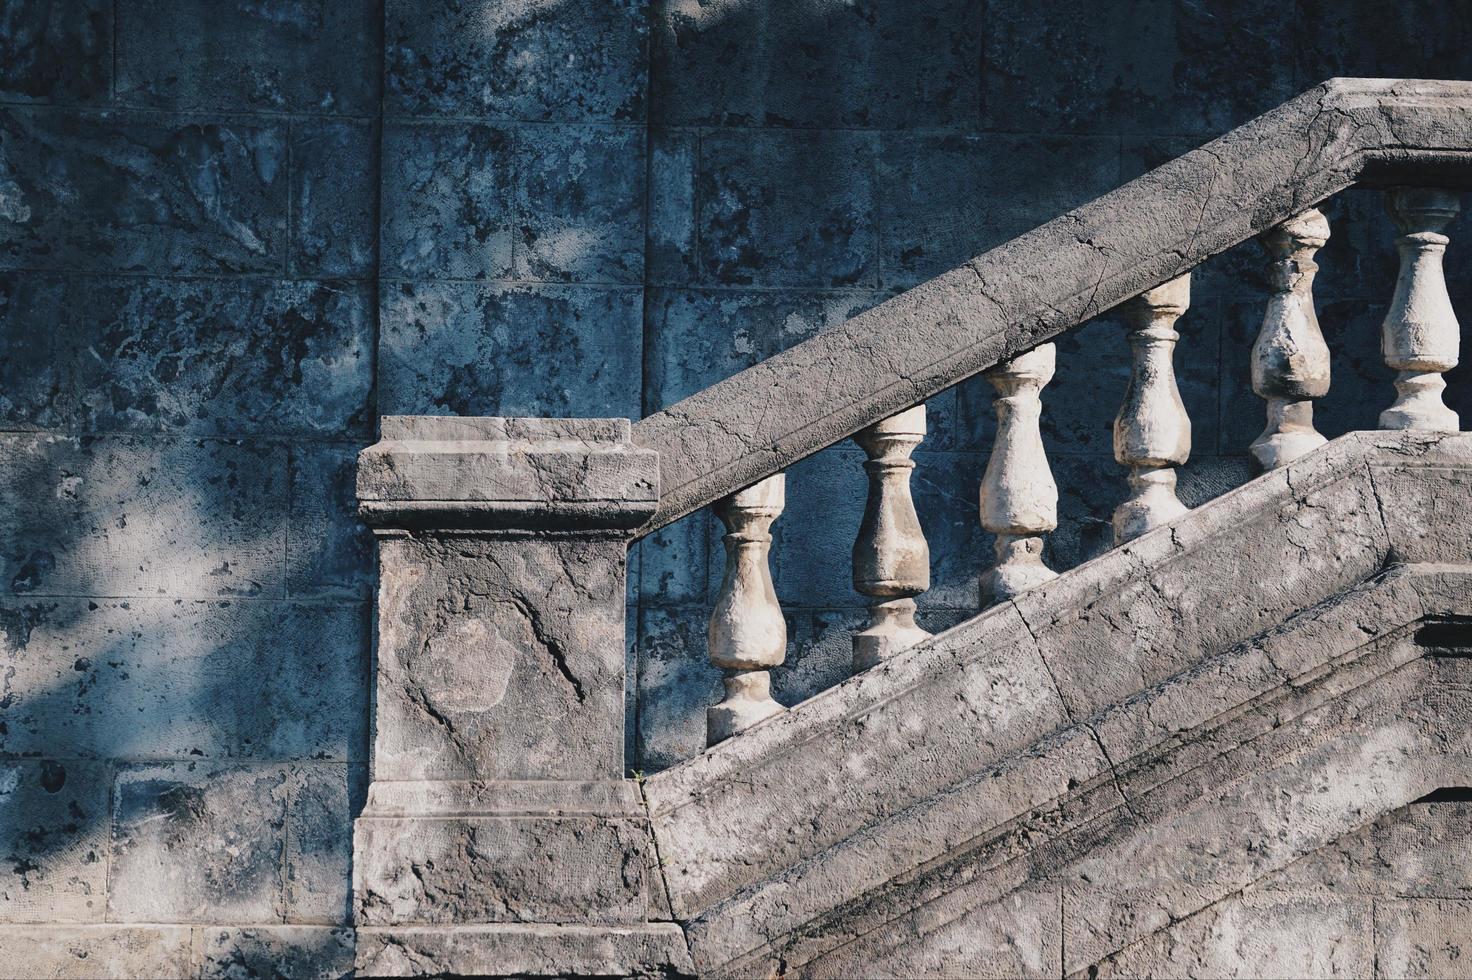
[0,432,371,927]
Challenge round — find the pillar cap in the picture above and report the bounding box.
[358,416,659,531]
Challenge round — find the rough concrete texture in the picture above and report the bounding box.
[644,432,1472,975]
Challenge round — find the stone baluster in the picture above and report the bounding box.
[1380,188,1462,432]
[851,404,932,672]
[980,344,1059,604]
[1113,275,1193,543]
[1250,208,1332,469]
[708,473,787,745]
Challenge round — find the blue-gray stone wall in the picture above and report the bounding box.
[2,0,1472,967]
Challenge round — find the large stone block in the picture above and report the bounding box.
[689,130,879,288]
[513,124,645,284]
[288,443,374,599]
[0,760,110,923]
[379,121,513,281]
[195,926,356,980]
[0,108,288,275]
[0,435,287,599]
[378,282,643,419]
[109,763,291,923]
[0,0,111,104]
[371,535,630,781]
[0,925,193,979]
[877,133,1120,289]
[1260,799,1472,897]
[643,287,885,406]
[65,277,372,438]
[1374,898,1472,980]
[652,0,983,129]
[0,272,69,429]
[0,598,367,761]
[285,766,361,926]
[290,119,376,280]
[355,813,654,926]
[1296,0,1472,84]
[1023,460,1388,722]
[114,0,377,114]
[384,0,648,122]
[982,0,1296,135]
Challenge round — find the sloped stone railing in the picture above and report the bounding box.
[350,79,1472,976]
[629,77,1472,745]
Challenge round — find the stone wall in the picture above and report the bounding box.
[2,0,1472,970]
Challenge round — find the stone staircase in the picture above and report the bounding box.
[352,79,1472,978]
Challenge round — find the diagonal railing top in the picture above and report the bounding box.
[630,78,1472,536]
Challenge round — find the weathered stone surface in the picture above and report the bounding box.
[0,272,69,429]
[115,0,377,114]
[652,0,983,129]
[285,766,360,926]
[0,0,111,104]
[0,926,193,979]
[355,815,654,926]
[0,435,287,599]
[0,760,109,923]
[0,598,366,761]
[288,444,374,600]
[1374,898,1472,979]
[1088,892,1373,978]
[66,278,372,437]
[378,282,644,419]
[643,287,884,408]
[514,125,645,284]
[802,884,1062,980]
[290,120,376,280]
[385,0,649,122]
[109,763,290,923]
[1259,800,1472,896]
[195,926,356,980]
[983,0,1295,135]
[0,109,288,275]
[379,122,513,281]
[687,130,879,288]
[877,133,1120,288]
[355,923,693,978]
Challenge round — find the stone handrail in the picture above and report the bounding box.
[631,78,1472,535]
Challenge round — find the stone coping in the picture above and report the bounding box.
[357,414,658,530]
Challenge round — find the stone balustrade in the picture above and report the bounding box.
[678,184,1467,738]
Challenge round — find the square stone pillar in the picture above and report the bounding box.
[351,417,691,977]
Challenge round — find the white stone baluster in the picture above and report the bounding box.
[852,405,931,672]
[1251,208,1332,469]
[1114,274,1192,543]
[980,344,1058,604]
[707,473,786,746]
[1380,188,1462,431]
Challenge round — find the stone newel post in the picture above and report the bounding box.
[351,417,691,978]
